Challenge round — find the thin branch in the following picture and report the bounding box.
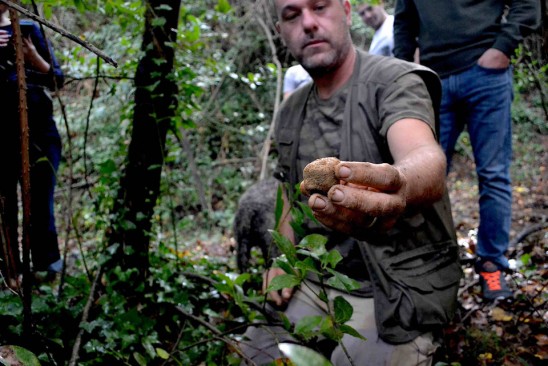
[68,267,103,366]
[0,0,118,67]
[254,5,283,181]
[175,306,256,365]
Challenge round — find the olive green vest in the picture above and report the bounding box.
[274,50,462,344]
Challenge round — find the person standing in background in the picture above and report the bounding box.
[393,0,541,301]
[283,63,312,99]
[0,4,65,285]
[357,0,394,56]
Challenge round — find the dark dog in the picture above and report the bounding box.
[233,178,280,273]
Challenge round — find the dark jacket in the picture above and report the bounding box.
[393,0,541,77]
[0,19,64,89]
[274,50,461,344]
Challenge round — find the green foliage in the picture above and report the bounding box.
[0,345,41,366]
[278,343,333,366]
[1,1,544,365]
[265,229,363,355]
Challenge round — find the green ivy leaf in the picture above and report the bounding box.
[333,296,353,324]
[266,274,301,292]
[278,343,333,366]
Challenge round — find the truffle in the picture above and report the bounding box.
[302,157,340,196]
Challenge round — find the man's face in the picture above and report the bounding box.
[357,4,385,31]
[275,0,353,74]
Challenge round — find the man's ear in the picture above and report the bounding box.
[275,21,281,34]
[344,0,352,24]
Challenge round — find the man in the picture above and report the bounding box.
[239,1,460,364]
[393,0,540,301]
[357,0,394,56]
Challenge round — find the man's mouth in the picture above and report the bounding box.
[303,39,326,49]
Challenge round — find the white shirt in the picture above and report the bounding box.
[283,64,312,94]
[369,14,394,57]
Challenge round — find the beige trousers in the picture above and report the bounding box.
[239,281,439,366]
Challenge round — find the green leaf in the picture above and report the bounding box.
[279,312,293,331]
[294,257,320,274]
[234,272,251,287]
[333,296,353,324]
[326,269,362,292]
[298,234,328,256]
[0,345,41,366]
[156,348,169,359]
[339,324,366,341]
[274,184,284,230]
[215,0,232,13]
[278,343,333,366]
[319,316,343,342]
[151,17,166,27]
[274,256,297,276]
[322,249,343,269]
[270,230,297,265]
[133,352,147,366]
[298,234,327,251]
[294,315,323,339]
[266,274,301,292]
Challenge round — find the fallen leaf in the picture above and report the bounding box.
[491,307,513,322]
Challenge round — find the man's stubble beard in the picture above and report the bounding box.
[297,38,352,77]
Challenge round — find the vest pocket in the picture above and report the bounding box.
[379,241,461,330]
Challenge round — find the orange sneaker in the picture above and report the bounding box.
[477,260,513,301]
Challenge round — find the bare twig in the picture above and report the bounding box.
[0,0,118,67]
[254,3,283,181]
[175,306,256,365]
[68,267,103,366]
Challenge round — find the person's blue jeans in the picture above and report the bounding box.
[439,64,513,270]
[0,85,62,274]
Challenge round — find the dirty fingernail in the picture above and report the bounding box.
[339,166,351,178]
[311,196,327,209]
[331,189,344,202]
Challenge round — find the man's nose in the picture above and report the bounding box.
[301,9,318,32]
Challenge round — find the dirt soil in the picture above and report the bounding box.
[439,133,548,365]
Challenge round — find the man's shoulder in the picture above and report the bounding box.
[357,51,438,87]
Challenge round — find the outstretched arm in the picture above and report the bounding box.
[302,118,446,238]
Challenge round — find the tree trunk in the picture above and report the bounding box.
[107,0,180,289]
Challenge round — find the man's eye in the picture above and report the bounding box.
[282,11,299,21]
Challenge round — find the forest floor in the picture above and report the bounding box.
[436,129,548,365]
